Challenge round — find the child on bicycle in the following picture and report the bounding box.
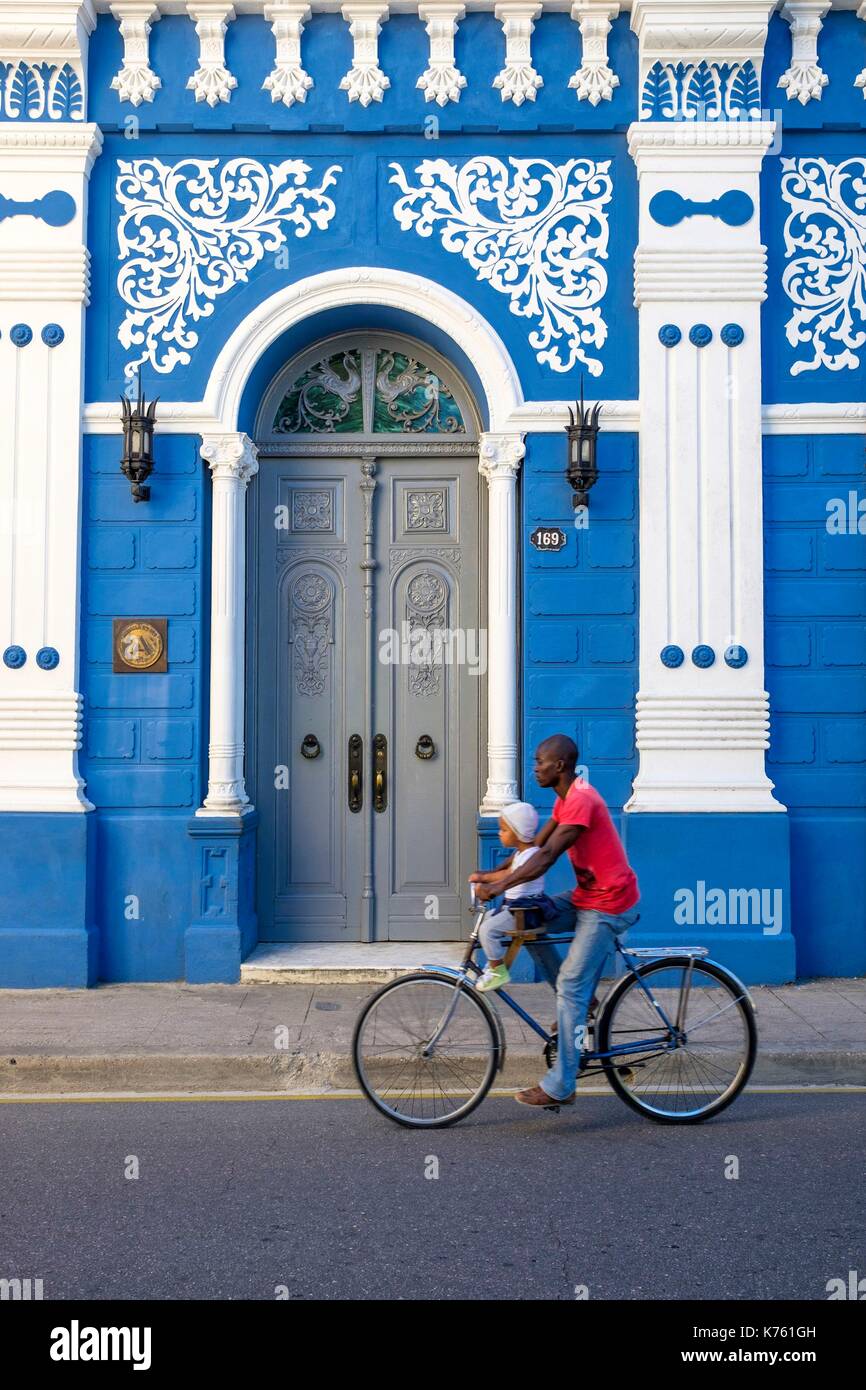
[470,801,560,993]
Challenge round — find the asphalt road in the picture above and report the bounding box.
[0,1092,863,1301]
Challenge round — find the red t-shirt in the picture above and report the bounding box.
[552,779,639,913]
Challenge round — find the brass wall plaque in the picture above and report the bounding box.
[113,618,168,673]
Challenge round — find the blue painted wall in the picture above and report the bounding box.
[764,433,866,977]
[80,433,209,981]
[521,430,638,900]
[84,9,639,407]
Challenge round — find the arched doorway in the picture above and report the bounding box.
[248,332,485,943]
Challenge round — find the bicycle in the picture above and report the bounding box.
[352,886,757,1128]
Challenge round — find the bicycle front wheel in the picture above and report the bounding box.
[352,971,501,1128]
[597,958,757,1123]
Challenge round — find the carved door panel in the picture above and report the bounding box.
[373,462,481,941]
[254,463,366,941]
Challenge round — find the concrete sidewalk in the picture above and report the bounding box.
[1,977,865,1094]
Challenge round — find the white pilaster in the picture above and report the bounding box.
[855,1,866,96]
[626,116,783,815]
[778,1,830,105]
[263,2,313,107]
[478,432,524,816]
[569,2,620,105]
[340,4,390,106]
[0,122,101,812]
[110,2,161,106]
[417,3,466,106]
[186,2,237,106]
[198,433,259,818]
[493,2,543,105]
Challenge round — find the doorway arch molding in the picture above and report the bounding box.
[196,267,525,823]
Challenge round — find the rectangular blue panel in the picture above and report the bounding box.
[89,674,194,710]
[88,577,197,616]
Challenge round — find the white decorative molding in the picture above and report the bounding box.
[186,1,237,106]
[339,3,390,106]
[569,2,619,105]
[109,2,161,105]
[83,397,866,440]
[166,266,524,434]
[857,0,866,96]
[198,433,259,818]
[115,156,341,379]
[478,431,524,816]
[493,2,542,105]
[0,695,92,812]
[628,697,782,813]
[780,156,866,376]
[634,249,768,303]
[0,248,91,303]
[263,2,312,106]
[417,2,466,106]
[389,155,612,374]
[631,0,773,120]
[0,0,95,119]
[762,401,866,433]
[778,0,830,104]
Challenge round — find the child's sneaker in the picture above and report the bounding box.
[476,964,510,993]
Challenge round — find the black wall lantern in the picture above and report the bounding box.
[565,379,602,511]
[120,372,158,503]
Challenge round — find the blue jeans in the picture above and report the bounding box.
[526,892,641,1101]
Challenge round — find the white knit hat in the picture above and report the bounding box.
[500,800,539,842]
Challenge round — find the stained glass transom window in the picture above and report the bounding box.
[270,343,467,436]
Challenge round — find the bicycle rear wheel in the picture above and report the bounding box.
[352,971,500,1127]
[597,958,756,1123]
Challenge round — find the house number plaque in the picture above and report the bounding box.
[113,618,168,673]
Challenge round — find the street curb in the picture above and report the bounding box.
[2,1049,866,1094]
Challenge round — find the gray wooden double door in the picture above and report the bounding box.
[253,453,482,941]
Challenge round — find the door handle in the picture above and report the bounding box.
[373,733,387,813]
[348,734,362,813]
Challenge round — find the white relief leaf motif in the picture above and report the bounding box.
[389,156,611,375]
[116,157,342,379]
[780,156,866,376]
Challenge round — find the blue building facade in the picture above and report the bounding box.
[0,0,862,987]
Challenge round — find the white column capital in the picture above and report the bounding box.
[478,431,525,482]
[200,432,259,483]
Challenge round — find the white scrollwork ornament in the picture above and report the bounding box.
[116,157,342,379]
[780,156,866,376]
[390,156,611,375]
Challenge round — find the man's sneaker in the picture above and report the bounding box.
[476,964,510,993]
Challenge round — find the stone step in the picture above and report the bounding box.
[241,941,466,984]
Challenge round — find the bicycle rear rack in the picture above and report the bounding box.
[624,946,710,958]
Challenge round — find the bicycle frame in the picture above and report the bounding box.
[421,904,709,1069]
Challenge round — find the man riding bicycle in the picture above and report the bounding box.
[471,734,640,1109]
